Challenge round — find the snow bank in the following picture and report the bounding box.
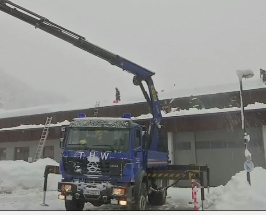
[0,158,61,194]
[205,167,266,210]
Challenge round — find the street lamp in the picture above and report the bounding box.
[236,69,254,185]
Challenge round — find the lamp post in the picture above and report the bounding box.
[236,69,254,185]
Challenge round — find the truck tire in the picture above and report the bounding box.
[127,183,147,210]
[65,199,85,211]
[148,179,167,206]
[148,189,166,206]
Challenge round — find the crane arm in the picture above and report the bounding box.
[0,0,155,78]
[0,0,162,150]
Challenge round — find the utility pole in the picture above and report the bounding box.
[236,69,255,185]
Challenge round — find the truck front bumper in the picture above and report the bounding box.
[58,181,134,206]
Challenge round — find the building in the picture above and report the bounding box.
[0,77,266,186]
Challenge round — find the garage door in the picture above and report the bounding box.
[195,127,265,186]
[173,132,196,187]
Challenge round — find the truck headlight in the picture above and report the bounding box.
[61,184,72,192]
[112,188,125,196]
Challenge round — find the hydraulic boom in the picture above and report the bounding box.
[0,0,162,151]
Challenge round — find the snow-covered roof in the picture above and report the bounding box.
[1,102,266,132]
[0,120,70,131]
[0,77,265,119]
[132,102,266,120]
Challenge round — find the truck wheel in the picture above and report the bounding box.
[65,199,85,211]
[148,189,166,206]
[127,183,147,210]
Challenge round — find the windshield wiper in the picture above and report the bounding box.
[92,144,117,152]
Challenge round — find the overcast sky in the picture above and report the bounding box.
[0,0,266,104]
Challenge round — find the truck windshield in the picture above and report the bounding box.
[65,127,130,152]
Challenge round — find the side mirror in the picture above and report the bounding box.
[59,138,64,149]
[142,131,148,150]
[59,126,67,149]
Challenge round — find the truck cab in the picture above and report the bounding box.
[58,116,158,210]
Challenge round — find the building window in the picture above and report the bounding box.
[248,136,263,147]
[196,141,211,149]
[43,146,54,159]
[210,140,227,149]
[0,148,6,160]
[175,142,191,150]
[14,147,29,161]
[227,140,243,148]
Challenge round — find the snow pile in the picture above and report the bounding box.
[205,167,266,210]
[0,158,61,194]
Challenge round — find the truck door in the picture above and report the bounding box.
[133,128,143,169]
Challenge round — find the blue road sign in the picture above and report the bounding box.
[244,160,254,172]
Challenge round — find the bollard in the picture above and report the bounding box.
[41,165,60,206]
[207,167,210,194]
[41,172,49,206]
[41,191,49,206]
[191,180,194,201]
[193,185,198,210]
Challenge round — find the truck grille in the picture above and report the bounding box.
[62,157,129,177]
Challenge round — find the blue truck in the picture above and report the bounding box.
[58,116,169,210]
[0,0,210,210]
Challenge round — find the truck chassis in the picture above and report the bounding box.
[42,164,210,210]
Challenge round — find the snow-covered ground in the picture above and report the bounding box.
[0,158,266,210]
